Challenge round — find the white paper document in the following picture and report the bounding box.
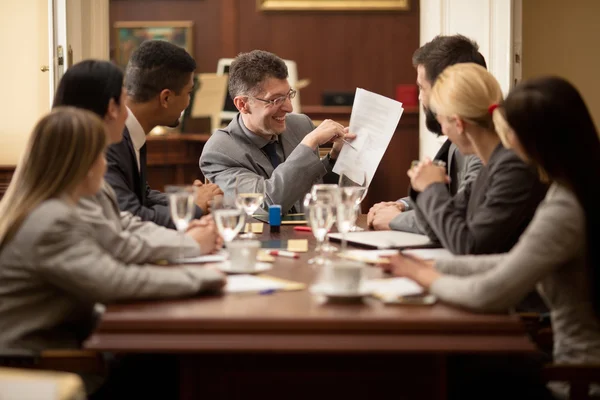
[402,248,453,260]
[364,277,425,298]
[333,88,404,185]
[225,275,286,294]
[173,254,227,264]
[0,380,59,400]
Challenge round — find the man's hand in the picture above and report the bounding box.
[367,201,405,228]
[301,119,345,150]
[192,181,223,213]
[407,159,449,193]
[330,127,357,160]
[186,216,220,254]
[370,205,402,231]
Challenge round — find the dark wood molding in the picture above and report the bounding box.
[0,165,15,199]
[220,0,239,57]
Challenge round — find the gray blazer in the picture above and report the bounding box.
[200,113,337,214]
[390,141,482,233]
[77,182,202,263]
[0,199,224,351]
[412,144,547,254]
[432,184,600,368]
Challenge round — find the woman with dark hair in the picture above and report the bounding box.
[53,60,221,262]
[384,73,600,397]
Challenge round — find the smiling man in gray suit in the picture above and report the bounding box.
[200,50,355,214]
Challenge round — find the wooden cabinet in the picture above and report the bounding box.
[146,133,210,191]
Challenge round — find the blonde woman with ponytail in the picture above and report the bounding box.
[0,108,225,354]
[407,63,547,255]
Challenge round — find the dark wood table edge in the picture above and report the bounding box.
[84,332,536,353]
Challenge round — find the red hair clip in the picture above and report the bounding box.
[488,103,499,115]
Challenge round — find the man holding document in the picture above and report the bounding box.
[200,50,355,214]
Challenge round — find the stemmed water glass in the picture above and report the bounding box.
[338,170,368,232]
[310,184,340,253]
[212,196,246,246]
[235,176,266,239]
[166,185,196,262]
[304,192,336,265]
[336,186,363,253]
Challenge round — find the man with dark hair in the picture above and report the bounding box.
[368,34,484,233]
[105,40,222,228]
[200,50,355,214]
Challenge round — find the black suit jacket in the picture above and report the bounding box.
[104,127,203,229]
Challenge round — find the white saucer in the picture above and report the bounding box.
[217,261,272,274]
[310,284,371,300]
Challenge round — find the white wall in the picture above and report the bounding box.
[522,0,600,129]
[0,0,51,165]
[419,0,515,159]
[67,0,110,63]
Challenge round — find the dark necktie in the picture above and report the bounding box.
[262,141,280,168]
[139,143,147,205]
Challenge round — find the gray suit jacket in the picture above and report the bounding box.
[0,199,224,351]
[77,182,202,262]
[200,113,337,214]
[390,141,482,233]
[412,144,547,254]
[432,184,600,369]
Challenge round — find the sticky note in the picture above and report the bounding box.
[287,239,308,253]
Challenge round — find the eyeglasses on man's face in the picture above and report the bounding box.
[251,88,297,107]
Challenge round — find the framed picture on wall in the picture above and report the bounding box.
[113,21,194,69]
[257,0,409,11]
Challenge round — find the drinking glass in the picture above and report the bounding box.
[166,185,196,262]
[336,186,363,253]
[235,176,266,239]
[212,196,246,245]
[310,184,340,253]
[304,192,336,265]
[338,170,368,231]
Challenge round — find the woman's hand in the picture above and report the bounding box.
[408,159,449,192]
[380,253,440,289]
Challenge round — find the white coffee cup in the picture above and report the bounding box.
[328,260,365,295]
[226,240,260,272]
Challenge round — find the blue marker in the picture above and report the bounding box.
[259,289,276,295]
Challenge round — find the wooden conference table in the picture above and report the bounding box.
[84,216,536,399]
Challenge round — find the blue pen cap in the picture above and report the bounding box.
[269,205,282,226]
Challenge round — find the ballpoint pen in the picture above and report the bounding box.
[342,138,357,150]
[269,250,300,259]
[294,226,312,232]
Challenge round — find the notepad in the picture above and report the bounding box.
[340,248,453,264]
[243,222,264,233]
[287,239,308,252]
[364,277,436,305]
[225,274,305,294]
[174,249,275,264]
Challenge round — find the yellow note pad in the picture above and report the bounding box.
[287,239,308,253]
[243,222,264,233]
[257,250,275,263]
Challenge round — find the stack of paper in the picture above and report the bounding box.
[364,277,437,305]
[225,275,305,294]
[332,88,404,186]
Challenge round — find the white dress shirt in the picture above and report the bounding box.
[125,107,146,172]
